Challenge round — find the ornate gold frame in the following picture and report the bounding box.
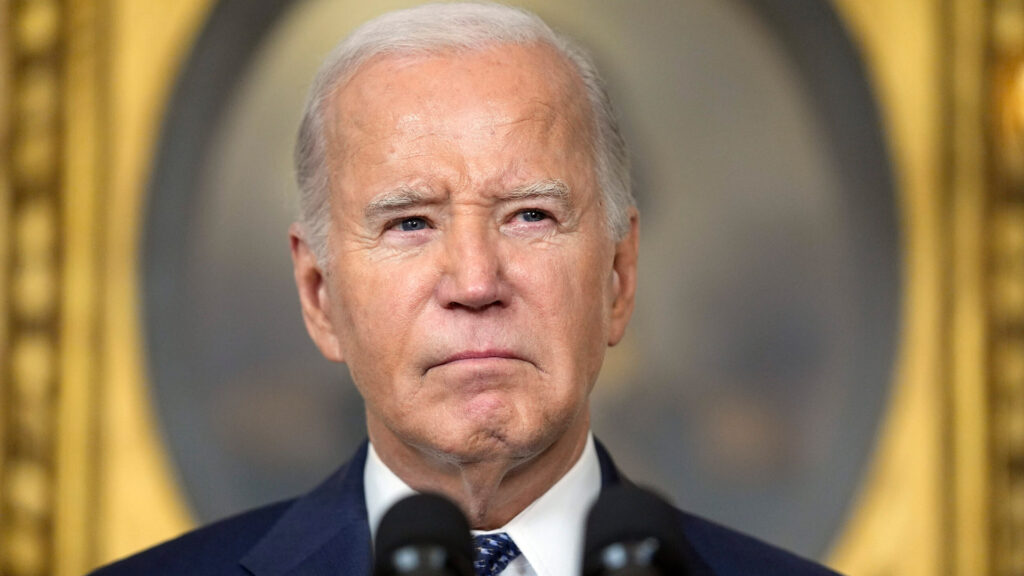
[0,0,1020,574]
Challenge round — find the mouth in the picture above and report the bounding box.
[428,349,526,371]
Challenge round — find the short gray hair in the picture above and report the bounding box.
[294,2,633,262]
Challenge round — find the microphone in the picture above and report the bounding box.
[582,485,692,576]
[374,493,475,576]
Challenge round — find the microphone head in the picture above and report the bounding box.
[583,485,691,575]
[374,493,474,576]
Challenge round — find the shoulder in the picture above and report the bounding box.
[88,499,293,576]
[678,510,843,575]
[593,438,840,575]
[88,444,370,576]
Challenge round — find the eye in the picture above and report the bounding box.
[394,217,430,232]
[516,209,550,223]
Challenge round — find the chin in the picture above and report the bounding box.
[417,420,551,466]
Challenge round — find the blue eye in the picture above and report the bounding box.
[397,217,428,231]
[518,210,548,223]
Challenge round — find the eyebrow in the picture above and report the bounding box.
[501,179,571,206]
[363,179,572,222]
[364,186,430,222]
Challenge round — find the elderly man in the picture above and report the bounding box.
[94,3,839,575]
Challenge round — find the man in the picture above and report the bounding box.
[94,3,839,575]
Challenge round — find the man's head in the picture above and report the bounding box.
[294,2,634,264]
[290,2,639,471]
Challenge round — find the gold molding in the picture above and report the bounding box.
[56,0,106,573]
[0,0,9,545]
[828,1,1016,574]
[2,1,64,575]
[4,1,208,574]
[991,2,1024,573]
[948,0,993,573]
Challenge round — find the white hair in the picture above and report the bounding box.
[294,2,633,263]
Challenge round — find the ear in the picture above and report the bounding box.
[290,223,345,362]
[607,208,639,347]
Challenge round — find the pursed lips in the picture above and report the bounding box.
[428,349,527,371]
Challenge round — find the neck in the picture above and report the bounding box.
[368,415,590,530]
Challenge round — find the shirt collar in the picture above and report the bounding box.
[364,433,602,576]
[364,441,416,545]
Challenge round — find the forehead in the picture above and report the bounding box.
[319,42,599,210]
[328,42,592,155]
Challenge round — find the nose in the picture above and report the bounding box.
[437,219,507,311]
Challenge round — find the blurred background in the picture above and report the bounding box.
[1,0,1022,575]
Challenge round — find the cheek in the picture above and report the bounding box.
[331,266,429,411]
[510,247,612,349]
[333,259,435,356]
[562,245,612,314]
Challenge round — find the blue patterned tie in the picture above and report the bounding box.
[472,532,522,576]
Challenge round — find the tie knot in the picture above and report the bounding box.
[472,533,521,576]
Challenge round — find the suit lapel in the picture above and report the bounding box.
[594,437,630,488]
[240,443,373,576]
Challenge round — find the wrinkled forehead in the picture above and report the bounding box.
[326,42,594,146]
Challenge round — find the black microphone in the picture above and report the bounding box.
[582,485,693,576]
[374,493,475,576]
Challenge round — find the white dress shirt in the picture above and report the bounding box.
[365,433,602,576]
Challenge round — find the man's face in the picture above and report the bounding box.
[293,43,638,464]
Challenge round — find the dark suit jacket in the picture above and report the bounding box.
[90,441,840,575]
